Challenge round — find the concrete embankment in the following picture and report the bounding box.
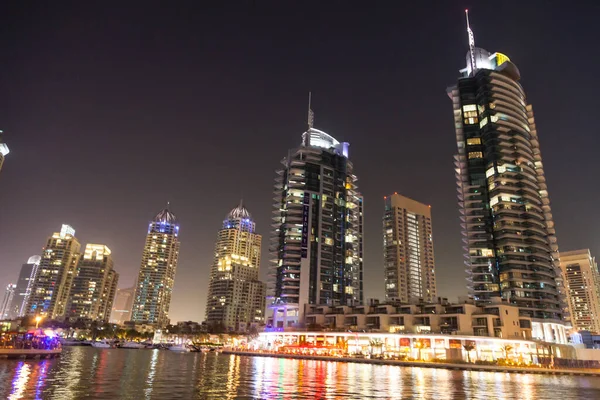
[223,350,600,377]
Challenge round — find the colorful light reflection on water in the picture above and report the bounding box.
[1,347,600,399]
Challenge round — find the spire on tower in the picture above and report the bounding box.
[465,9,476,75]
[308,92,315,129]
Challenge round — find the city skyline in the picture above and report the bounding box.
[1,2,600,324]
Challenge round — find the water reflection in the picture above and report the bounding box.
[1,348,600,399]
[145,349,159,399]
[34,361,49,400]
[9,362,30,400]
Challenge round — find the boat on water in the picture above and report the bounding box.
[91,339,116,349]
[0,329,62,359]
[60,338,92,346]
[120,341,146,349]
[169,343,194,352]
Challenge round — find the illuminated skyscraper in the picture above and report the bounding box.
[0,284,16,320]
[26,224,81,318]
[5,256,41,319]
[0,130,9,173]
[65,244,119,322]
[131,206,180,328]
[205,201,266,332]
[447,13,568,342]
[560,249,600,333]
[269,105,363,329]
[383,194,437,303]
[110,287,135,325]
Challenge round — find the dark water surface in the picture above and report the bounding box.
[1,347,600,399]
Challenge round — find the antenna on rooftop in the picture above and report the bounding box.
[307,92,314,129]
[465,9,477,75]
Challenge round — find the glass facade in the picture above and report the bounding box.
[383,194,437,303]
[448,48,567,330]
[131,207,180,328]
[205,201,266,332]
[25,225,81,318]
[269,127,363,328]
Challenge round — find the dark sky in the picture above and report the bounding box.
[1,1,599,323]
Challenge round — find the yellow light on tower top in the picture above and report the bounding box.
[495,52,510,67]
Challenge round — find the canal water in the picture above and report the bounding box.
[1,346,599,399]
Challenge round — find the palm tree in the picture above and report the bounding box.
[247,326,259,342]
[502,344,513,360]
[369,339,384,356]
[463,343,475,363]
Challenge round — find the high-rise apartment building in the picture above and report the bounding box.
[5,256,41,319]
[0,130,9,173]
[447,16,567,342]
[0,284,16,320]
[131,206,180,328]
[65,244,119,322]
[560,249,600,333]
[269,109,363,329]
[26,224,81,318]
[383,194,437,303]
[110,287,135,325]
[205,201,266,332]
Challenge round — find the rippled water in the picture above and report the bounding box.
[1,347,600,399]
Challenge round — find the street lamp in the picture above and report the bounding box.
[35,316,43,329]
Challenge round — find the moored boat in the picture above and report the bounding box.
[91,339,116,348]
[60,338,91,346]
[0,330,62,359]
[168,343,192,352]
[120,341,146,349]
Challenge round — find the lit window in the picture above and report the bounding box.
[462,104,477,112]
[485,167,495,178]
[490,115,499,123]
[489,102,496,109]
[468,152,483,159]
[479,117,488,128]
[466,138,481,145]
[481,249,494,257]
[463,109,479,125]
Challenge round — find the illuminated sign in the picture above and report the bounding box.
[301,193,310,258]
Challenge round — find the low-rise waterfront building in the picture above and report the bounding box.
[304,297,534,340]
[251,331,575,364]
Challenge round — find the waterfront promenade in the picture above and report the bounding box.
[224,350,600,377]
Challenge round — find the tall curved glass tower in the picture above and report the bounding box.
[448,42,568,342]
[131,206,180,328]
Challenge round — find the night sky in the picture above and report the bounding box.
[1,1,599,324]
